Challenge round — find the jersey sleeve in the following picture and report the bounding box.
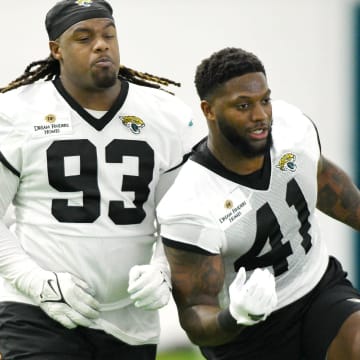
[156,162,225,254]
[162,94,202,153]
[0,94,25,217]
[153,92,206,204]
[155,91,205,171]
[272,100,321,161]
[0,165,19,218]
[0,93,29,174]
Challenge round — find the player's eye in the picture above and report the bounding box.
[236,103,250,110]
[104,33,116,39]
[262,97,272,105]
[75,35,90,42]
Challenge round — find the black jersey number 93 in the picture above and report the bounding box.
[46,139,154,224]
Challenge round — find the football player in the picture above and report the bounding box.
[0,0,202,359]
[157,47,360,359]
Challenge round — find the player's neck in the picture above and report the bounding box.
[208,141,264,175]
[59,77,122,111]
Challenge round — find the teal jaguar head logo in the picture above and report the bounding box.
[276,153,297,172]
[121,116,145,134]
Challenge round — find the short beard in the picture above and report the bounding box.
[218,117,273,158]
[92,71,117,89]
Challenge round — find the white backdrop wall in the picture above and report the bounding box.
[0,0,358,350]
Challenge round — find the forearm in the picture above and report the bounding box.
[0,220,43,293]
[0,166,42,293]
[317,157,360,230]
[179,304,243,346]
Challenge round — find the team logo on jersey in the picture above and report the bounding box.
[276,153,297,172]
[76,0,93,6]
[120,115,145,134]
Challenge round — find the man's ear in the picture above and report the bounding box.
[49,41,61,61]
[200,100,216,122]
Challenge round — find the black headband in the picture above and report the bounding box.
[45,0,114,40]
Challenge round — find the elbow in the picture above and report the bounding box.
[179,315,212,346]
[183,328,213,347]
[179,317,229,347]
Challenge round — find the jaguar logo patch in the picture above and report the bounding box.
[120,116,145,134]
[276,153,297,172]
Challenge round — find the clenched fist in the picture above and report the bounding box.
[229,267,277,326]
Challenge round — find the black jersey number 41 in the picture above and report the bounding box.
[46,139,154,224]
[234,178,312,276]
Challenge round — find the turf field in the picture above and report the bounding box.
[157,347,204,360]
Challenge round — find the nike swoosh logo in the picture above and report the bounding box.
[47,279,58,295]
[40,278,62,302]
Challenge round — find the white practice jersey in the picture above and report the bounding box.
[0,79,200,345]
[157,100,329,310]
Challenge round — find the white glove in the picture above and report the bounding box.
[229,267,277,326]
[0,221,99,329]
[128,264,171,310]
[30,271,100,329]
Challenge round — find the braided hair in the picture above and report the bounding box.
[0,55,180,94]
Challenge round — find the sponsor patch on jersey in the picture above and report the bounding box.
[32,113,73,137]
[211,187,252,230]
[120,115,145,134]
[276,152,297,172]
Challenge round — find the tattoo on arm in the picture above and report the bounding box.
[164,245,223,307]
[317,156,360,230]
[164,245,242,345]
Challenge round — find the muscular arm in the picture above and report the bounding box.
[317,155,360,231]
[164,244,243,346]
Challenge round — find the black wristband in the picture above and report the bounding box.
[217,308,240,333]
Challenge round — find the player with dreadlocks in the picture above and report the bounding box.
[0,1,201,359]
[0,57,180,94]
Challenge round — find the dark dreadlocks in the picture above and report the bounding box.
[0,55,180,94]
